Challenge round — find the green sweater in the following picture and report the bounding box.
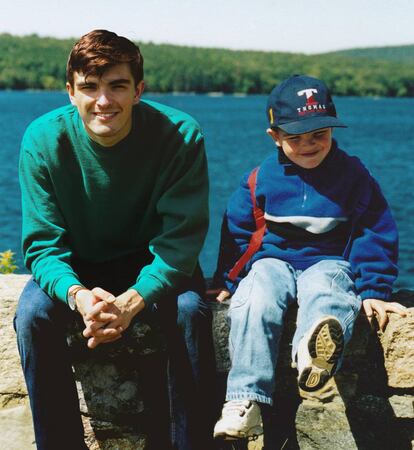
[19,100,209,306]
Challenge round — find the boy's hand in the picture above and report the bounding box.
[206,288,231,302]
[362,298,407,331]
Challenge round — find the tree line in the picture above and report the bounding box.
[1,34,414,97]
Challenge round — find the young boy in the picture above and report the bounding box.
[212,75,407,440]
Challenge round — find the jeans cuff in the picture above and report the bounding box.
[226,392,273,406]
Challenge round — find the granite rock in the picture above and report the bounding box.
[379,291,414,388]
[1,274,413,450]
[0,274,30,408]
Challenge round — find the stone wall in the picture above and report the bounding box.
[0,275,35,450]
[1,274,413,449]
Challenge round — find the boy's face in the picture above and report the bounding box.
[67,63,144,147]
[267,128,332,169]
[267,127,333,169]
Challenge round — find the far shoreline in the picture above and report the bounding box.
[1,89,414,100]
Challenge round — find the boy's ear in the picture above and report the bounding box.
[267,128,281,146]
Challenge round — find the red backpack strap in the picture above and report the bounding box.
[228,167,266,281]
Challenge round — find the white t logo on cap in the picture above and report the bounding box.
[297,88,318,99]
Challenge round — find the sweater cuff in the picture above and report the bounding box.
[359,289,392,301]
[54,275,83,304]
[131,275,166,307]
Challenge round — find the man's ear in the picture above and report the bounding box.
[266,128,281,146]
[66,82,76,106]
[133,80,145,104]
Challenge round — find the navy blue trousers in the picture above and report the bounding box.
[14,252,215,450]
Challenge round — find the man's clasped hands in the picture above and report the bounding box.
[74,287,145,348]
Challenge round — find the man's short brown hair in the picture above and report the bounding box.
[66,29,144,87]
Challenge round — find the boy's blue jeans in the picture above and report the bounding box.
[14,256,214,450]
[226,258,362,405]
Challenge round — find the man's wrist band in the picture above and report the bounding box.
[67,285,87,311]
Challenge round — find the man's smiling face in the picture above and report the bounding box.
[67,63,144,147]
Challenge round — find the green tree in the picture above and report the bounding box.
[0,34,413,97]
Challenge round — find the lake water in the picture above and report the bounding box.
[0,91,413,289]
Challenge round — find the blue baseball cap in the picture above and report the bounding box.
[266,75,347,134]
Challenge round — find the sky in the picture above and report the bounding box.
[1,0,414,54]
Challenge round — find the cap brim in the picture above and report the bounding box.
[277,116,347,135]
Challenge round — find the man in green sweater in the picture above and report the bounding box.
[15,30,213,450]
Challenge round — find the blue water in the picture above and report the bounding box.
[0,91,413,289]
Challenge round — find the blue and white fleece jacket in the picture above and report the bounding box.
[214,141,398,300]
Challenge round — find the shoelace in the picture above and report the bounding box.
[222,400,252,417]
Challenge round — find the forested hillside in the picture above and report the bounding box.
[328,44,414,65]
[1,34,413,96]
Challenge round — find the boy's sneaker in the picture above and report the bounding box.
[297,316,344,392]
[213,400,263,440]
